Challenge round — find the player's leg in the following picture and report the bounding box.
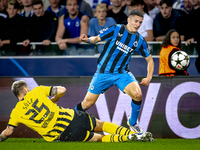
[124,81,143,132]
[115,72,143,132]
[90,126,153,142]
[101,132,153,142]
[88,132,133,142]
[75,91,100,111]
[75,73,111,111]
[94,118,135,135]
[88,133,104,142]
[89,114,153,142]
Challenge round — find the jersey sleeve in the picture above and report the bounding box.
[137,40,150,57]
[8,109,20,127]
[99,24,116,41]
[36,86,53,96]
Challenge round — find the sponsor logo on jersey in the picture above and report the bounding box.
[116,40,133,54]
[99,28,108,34]
[91,85,94,90]
[133,41,138,47]
[118,33,123,37]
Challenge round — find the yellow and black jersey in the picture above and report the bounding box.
[8,86,75,142]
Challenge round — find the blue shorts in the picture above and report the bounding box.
[88,72,138,94]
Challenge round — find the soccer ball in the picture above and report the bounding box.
[171,51,190,70]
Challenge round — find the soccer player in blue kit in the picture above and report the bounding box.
[75,10,154,133]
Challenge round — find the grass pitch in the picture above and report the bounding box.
[0,138,199,150]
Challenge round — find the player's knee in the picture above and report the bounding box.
[132,91,142,101]
[94,119,104,132]
[89,134,104,142]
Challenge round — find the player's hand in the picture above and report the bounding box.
[42,40,51,46]
[139,78,151,86]
[80,34,88,43]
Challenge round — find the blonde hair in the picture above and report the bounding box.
[94,4,107,12]
[11,80,28,97]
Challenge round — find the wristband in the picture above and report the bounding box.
[87,38,90,43]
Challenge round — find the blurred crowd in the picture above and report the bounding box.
[0,0,199,56]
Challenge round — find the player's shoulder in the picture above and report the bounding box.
[11,100,26,116]
[137,32,146,42]
[30,85,49,93]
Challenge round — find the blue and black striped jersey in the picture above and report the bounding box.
[97,24,150,73]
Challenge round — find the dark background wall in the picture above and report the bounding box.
[0,77,200,139]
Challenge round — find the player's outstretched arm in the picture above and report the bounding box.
[140,55,154,86]
[80,34,101,44]
[50,86,66,103]
[0,125,15,142]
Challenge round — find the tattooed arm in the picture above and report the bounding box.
[50,86,66,103]
[0,125,15,142]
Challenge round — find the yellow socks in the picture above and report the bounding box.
[102,121,135,135]
[101,122,135,142]
[102,134,129,142]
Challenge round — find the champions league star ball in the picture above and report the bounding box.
[171,51,190,70]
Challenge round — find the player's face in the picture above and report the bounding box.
[111,0,122,7]
[95,8,107,20]
[7,4,18,18]
[33,4,44,17]
[21,0,33,7]
[22,85,30,95]
[127,15,143,32]
[160,3,172,18]
[170,32,180,47]
[49,0,60,8]
[132,4,144,13]
[66,0,79,16]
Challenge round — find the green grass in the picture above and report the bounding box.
[0,138,200,150]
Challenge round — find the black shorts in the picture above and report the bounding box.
[58,110,96,142]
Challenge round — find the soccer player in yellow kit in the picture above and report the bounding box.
[0,80,153,142]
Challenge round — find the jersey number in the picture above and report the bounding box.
[25,99,50,124]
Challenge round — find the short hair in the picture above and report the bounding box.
[159,0,172,7]
[94,4,107,12]
[11,80,28,97]
[32,0,43,6]
[162,29,181,48]
[129,9,143,18]
[131,0,149,14]
[7,0,19,9]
